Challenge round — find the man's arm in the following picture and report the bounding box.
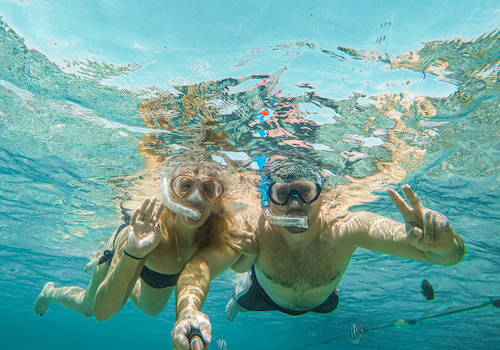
[348,185,465,266]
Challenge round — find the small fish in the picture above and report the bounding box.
[492,298,500,308]
[348,324,365,344]
[421,279,435,301]
[214,339,229,350]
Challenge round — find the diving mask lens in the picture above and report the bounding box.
[170,174,224,202]
[268,181,321,206]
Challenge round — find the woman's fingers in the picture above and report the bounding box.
[130,207,141,225]
[152,203,165,223]
[135,196,163,224]
[137,198,151,222]
[143,196,157,222]
[434,211,451,232]
[130,197,163,245]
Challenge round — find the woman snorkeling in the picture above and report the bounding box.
[33,159,233,320]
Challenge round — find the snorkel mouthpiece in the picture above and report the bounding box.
[262,206,309,229]
[161,177,202,221]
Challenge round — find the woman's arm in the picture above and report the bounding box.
[176,243,241,318]
[94,197,163,321]
[93,238,147,321]
[172,243,242,350]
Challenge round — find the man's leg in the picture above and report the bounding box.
[225,296,248,323]
[225,271,254,323]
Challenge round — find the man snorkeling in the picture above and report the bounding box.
[171,164,466,350]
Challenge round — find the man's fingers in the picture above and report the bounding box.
[406,227,423,247]
[226,241,241,251]
[172,321,194,350]
[401,185,424,212]
[387,188,412,216]
[187,328,205,350]
[172,312,211,350]
[424,212,435,243]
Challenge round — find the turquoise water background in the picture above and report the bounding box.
[1,1,499,349]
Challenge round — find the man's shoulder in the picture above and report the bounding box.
[326,210,381,222]
[321,210,354,227]
[322,210,379,236]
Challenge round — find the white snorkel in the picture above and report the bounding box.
[262,205,309,229]
[160,177,201,221]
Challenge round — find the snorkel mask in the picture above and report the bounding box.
[159,151,229,221]
[256,157,326,229]
[259,159,326,229]
[160,173,225,220]
[262,200,310,229]
[260,176,322,229]
[161,177,202,221]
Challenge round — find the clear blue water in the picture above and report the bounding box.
[1,1,499,349]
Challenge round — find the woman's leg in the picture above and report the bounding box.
[33,227,124,317]
[33,256,110,317]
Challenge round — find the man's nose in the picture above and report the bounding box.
[288,194,302,208]
[187,186,203,203]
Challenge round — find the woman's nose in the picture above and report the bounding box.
[187,186,203,203]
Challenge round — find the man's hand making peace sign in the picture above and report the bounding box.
[388,184,465,265]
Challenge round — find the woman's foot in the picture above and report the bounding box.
[33,282,55,316]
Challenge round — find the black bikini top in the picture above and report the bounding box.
[139,265,180,289]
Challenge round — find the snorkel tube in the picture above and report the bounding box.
[259,176,309,229]
[160,177,201,221]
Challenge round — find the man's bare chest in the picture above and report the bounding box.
[257,241,350,291]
